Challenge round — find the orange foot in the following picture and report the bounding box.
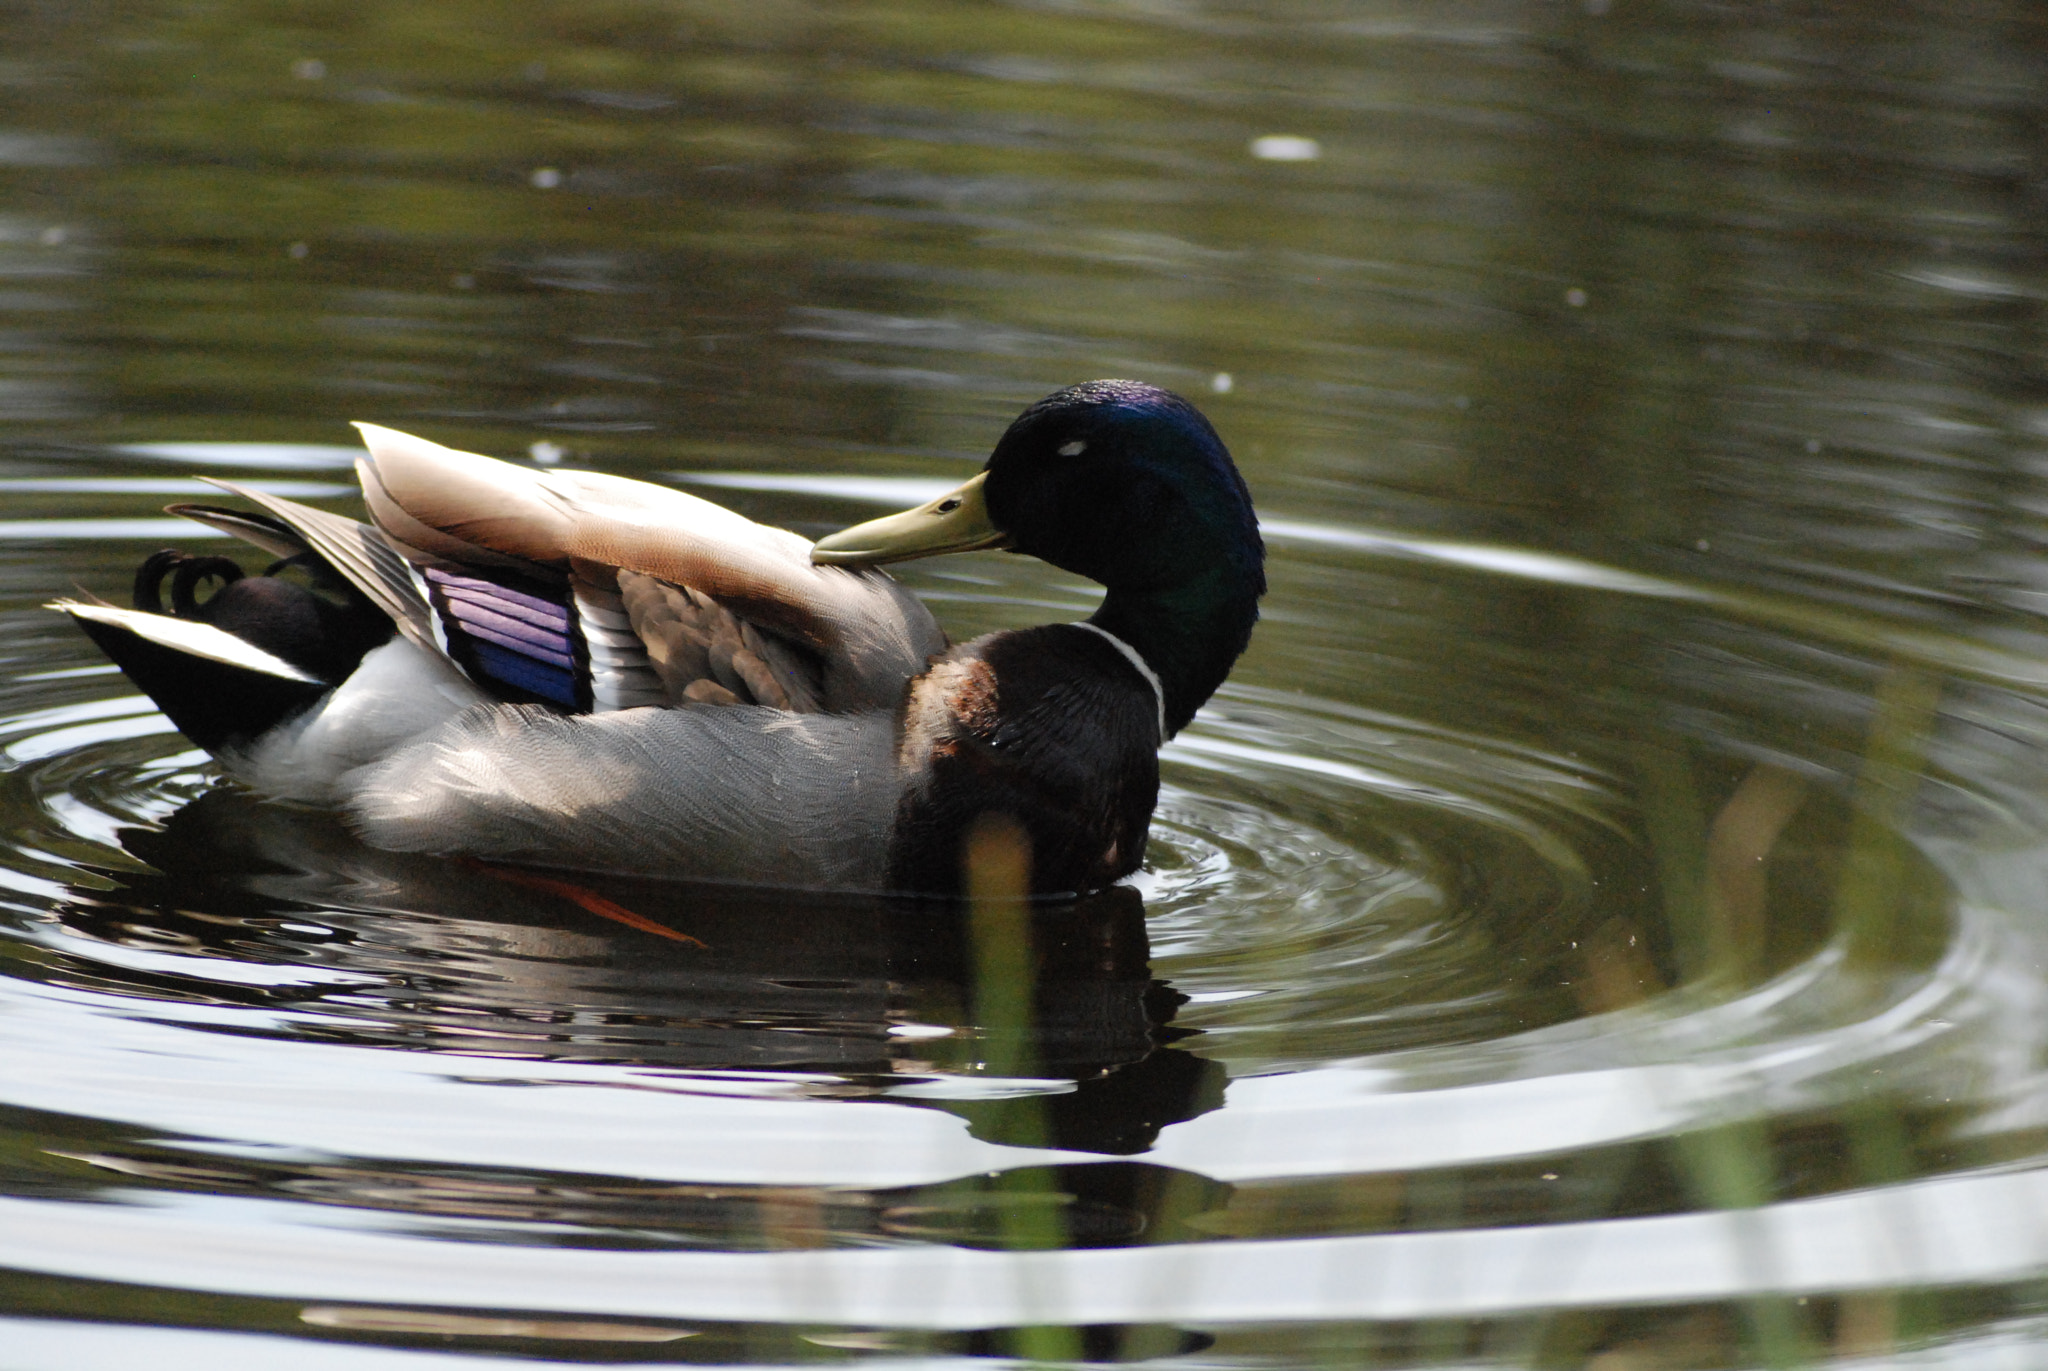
[456,858,709,948]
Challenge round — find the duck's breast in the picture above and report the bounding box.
[888,624,1161,896]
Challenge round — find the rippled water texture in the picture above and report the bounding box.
[5,2,2048,1367]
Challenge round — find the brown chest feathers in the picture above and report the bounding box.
[888,624,1161,897]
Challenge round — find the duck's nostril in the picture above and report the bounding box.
[935,498,961,514]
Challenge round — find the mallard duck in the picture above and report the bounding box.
[53,380,1264,896]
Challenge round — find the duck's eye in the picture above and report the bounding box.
[935,497,961,514]
[1058,440,1087,456]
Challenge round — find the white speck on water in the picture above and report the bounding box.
[1566,287,1588,307]
[291,58,325,80]
[531,167,563,189]
[887,1024,954,1040]
[1250,135,1320,162]
[1211,372,1234,394]
[529,441,565,465]
[287,241,309,259]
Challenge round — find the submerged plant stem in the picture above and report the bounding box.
[1704,765,1808,983]
[1633,740,1711,984]
[1836,664,1943,971]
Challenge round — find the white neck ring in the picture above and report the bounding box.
[1070,622,1166,742]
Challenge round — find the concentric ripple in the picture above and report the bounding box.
[1143,684,1651,1066]
[0,679,207,898]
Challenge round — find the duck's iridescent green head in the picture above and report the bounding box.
[814,380,1264,600]
[978,379,1263,598]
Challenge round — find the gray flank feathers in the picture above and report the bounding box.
[348,703,900,888]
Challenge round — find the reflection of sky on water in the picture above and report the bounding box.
[3,1321,599,1371]
[0,978,1074,1189]
[10,1163,2048,1327]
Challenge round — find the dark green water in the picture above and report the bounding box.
[4,2,2048,1366]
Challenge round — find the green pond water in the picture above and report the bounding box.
[3,1,2048,1366]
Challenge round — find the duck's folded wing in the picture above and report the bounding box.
[179,474,832,717]
[351,424,945,712]
[166,486,606,712]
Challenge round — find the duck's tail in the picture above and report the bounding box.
[50,500,404,755]
[51,598,332,754]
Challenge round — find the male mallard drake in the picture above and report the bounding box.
[54,380,1264,896]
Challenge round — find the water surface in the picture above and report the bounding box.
[5,2,2048,1366]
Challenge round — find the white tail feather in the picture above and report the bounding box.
[49,601,322,684]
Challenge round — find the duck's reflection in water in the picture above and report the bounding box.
[44,789,1227,1251]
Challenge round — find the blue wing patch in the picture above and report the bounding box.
[423,568,583,708]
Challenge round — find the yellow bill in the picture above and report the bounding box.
[810,471,1011,566]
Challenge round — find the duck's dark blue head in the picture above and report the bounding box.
[981,380,1264,602]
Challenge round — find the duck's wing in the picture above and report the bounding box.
[350,424,945,714]
[182,485,624,713]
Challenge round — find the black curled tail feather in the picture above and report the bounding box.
[124,547,394,685]
[134,549,245,616]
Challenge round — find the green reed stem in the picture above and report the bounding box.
[1834,665,1942,971]
[1824,665,1943,1354]
[969,815,1039,1100]
[1840,1097,1921,1350]
[1632,740,1712,984]
[1671,1121,1814,1369]
[965,813,1080,1365]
